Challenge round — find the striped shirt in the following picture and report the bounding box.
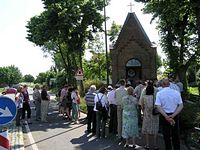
[85,91,96,106]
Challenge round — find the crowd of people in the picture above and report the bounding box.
[13,77,184,150]
[15,84,32,126]
[14,83,81,126]
[57,84,81,124]
[84,78,183,150]
[14,84,51,126]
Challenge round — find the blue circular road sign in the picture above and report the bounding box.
[0,96,17,126]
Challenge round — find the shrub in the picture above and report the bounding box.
[188,87,199,95]
[84,79,104,94]
[180,101,200,149]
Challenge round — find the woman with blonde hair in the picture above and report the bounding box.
[122,86,138,148]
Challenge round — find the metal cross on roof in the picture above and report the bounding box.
[128,2,134,13]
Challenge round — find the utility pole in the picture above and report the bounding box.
[103,0,109,85]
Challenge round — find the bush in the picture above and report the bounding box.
[188,87,199,96]
[84,79,104,94]
[180,101,200,149]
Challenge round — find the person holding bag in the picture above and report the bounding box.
[94,87,108,138]
[139,81,159,150]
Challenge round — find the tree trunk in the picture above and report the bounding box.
[79,50,84,96]
[66,51,75,85]
[177,66,188,98]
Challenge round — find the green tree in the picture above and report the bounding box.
[26,0,106,85]
[34,72,47,84]
[83,52,107,81]
[108,21,122,45]
[135,0,200,93]
[83,32,109,81]
[23,74,35,83]
[0,65,22,86]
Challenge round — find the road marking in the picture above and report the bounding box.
[24,121,39,150]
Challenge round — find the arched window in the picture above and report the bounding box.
[126,59,141,67]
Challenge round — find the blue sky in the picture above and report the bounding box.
[0,0,160,77]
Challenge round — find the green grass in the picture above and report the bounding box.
[188,87,199,95]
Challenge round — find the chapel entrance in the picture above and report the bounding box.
[126,58,142,87]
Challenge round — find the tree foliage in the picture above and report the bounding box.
[23,74,35,83]
[135,0,200,92]
[26,0,106,84]
[34,72,47,84]
[83,52,107,80]
[108,21,122,45]
[83,32,110,81]
[0,65,22,86]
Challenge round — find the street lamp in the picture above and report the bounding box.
[103,0,109,85]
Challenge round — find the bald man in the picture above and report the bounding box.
[155,78,183,150]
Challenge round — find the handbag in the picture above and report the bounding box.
[152,95,159,115]
[96,94,104,111]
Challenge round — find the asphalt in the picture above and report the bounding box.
[6,98,189,150]
[9,123,24,150]
[7,118,189,150]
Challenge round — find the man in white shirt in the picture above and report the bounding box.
[107,85,117,134]
[115,79,127,140]
[169,78,180,92]
[155,78,183,150]
[175,79,184,102]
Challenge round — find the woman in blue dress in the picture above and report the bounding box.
[122,86,138,148]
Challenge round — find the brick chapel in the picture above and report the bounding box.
[110,13,157,87]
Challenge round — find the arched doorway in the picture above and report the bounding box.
[126,58,142,87]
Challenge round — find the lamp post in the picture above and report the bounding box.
[103,0,109,85]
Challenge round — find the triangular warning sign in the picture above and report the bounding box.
[75,69,83,76]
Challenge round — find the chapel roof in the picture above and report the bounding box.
[113,12,152,49]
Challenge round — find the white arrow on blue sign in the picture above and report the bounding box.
[0,96,17,126]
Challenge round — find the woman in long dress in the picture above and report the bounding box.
[140,81,159,150]
[122,86,138,148]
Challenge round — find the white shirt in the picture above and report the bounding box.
[170,82,180,92]
[94,93,108,111]
[155,87,183,113]
[176,82,183,92]
[107,90,117,105]
[71,91,78,103]
[134,84,145,99]
[15,92,24,108]
[115,86,127,106]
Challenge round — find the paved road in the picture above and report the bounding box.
[22,97,187,150]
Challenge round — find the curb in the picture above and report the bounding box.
[9,125,24,150]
